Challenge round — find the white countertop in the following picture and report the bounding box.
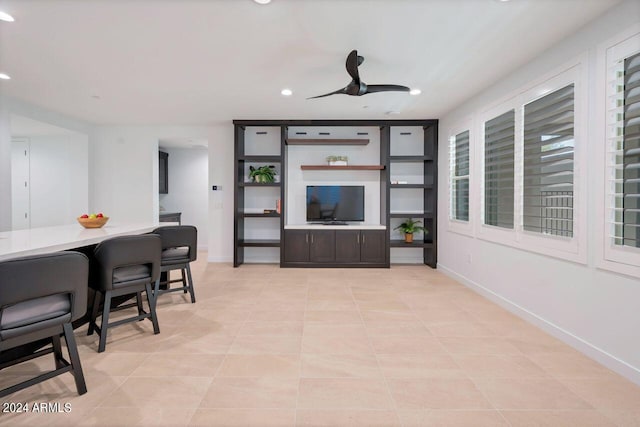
[285,224,387,230]
[0,222,163,261]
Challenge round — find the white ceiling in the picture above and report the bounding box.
[10,114,80,136]
[0,0,621,126]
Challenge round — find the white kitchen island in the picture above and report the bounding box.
[0,222,163,261]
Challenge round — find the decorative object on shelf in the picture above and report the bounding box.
[326,155,348,166]
[263,209,276,214]
[394,218,427,243]
[308,50,410,99]
[249,165,276,183]
[276,199,281,214]
[77,213,109,229]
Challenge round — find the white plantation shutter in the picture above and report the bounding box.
[608,51,640,248]
[450,130,470,221]
[523,85,575,238]
[484,110,515,229]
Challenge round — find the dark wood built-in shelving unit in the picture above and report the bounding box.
[233,119,438,268]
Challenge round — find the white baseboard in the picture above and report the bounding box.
[437,263,640,387]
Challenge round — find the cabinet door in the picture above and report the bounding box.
[335,230,360,264]
[309,230,335,263]
[284,230,309,263]
[361,230,386,263]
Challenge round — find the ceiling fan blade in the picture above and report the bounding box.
[345,50,360,82]
[364,84,411,94]
[307,87,348,99]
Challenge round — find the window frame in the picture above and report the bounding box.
[474,61,587,264]
[447,119,474,237]
[478,99,520,246]
[597,25,640,279]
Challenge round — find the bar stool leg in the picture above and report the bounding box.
[182,268,188,294]
[145,282,160,334]
[87,291,101,336]
[98,291,112,353]
[186,264,196,303]
[63,323,87,395]
[52,334,64,369]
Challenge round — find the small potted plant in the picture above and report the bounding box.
[394,218,427,243]
[249,165,276,183]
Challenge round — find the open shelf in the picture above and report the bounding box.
[239,239,280,247]
[242,212,280,218]
[390,183,433,189]
[286,138,369,146]
[390,212,433,219]
[390,241,434,248]
[239,182,281,187]
[300,165,385,171]
[239,155,282,162]
[390,155,433,162]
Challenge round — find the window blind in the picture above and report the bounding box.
[611,52,640,248]
[451,130,469,221]
[484,110,515,229]
[523,84,575,238]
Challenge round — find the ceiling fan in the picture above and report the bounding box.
[308,50,410,99]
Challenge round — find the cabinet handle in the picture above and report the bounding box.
[357,234,360,244]
[362,234,366,244]
[311,234,314,244]
[306,233,308,243]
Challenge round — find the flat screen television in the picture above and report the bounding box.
[306,185,365,223]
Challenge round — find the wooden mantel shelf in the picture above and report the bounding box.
[286,138,369,145]
[301,165,385,171]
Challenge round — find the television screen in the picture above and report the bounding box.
[306,185,365,222]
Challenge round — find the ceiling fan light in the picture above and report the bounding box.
[0,73,11,80]
[0,11,15,22]
[409,88,422,96]
[281,88,293,96]
[253,0,271,4]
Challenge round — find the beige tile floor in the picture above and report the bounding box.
[1,255,640,426]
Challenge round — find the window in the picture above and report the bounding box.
[523,85,575,238]
[613,52,640,249]
[450,130,470,221]
[600,29,640,276]
[484,110,515,229]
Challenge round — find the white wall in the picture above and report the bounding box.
[207,124,235,262]
[0,99,12,231]
[285,126,381,225]
[28,134,88,227]
[90,126,159,224]
[159,147,209,249]
[0,96,93,231]
[438,0,640,385]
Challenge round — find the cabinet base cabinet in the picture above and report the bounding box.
[282,229,388,268]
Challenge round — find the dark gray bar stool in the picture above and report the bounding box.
[0,252,88,397]
[152,225,197,304]
[87,234,161,353]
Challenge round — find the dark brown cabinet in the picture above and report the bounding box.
[283,230,310,263]
[284,229,386,267]
[159,151,169,194]
[360,230,386,263]
[284,230,335,264]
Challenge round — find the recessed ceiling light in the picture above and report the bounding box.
[281,88,293,96]
[0,73,11,80]
[409,88,422,96]
[0,11,15,22]
[254,0,271,4]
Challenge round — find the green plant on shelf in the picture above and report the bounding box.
[249,165,276,183]
[394,218,428,243]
